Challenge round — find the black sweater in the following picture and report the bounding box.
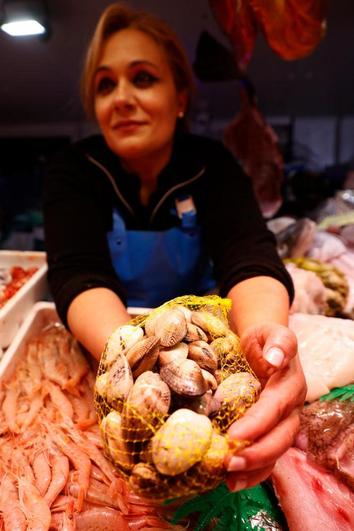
[43,132,294,325]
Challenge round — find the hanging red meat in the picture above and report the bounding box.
[249,0,328,60]
[208,0,258,71]
[223,85,284,217]
[209,0,328,67]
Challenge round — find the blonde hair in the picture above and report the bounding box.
[81,2,195,121]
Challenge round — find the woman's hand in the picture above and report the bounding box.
[224,322,307,491]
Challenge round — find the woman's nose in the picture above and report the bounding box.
[113,81,134,110]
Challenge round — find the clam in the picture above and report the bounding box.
[104,325,144,366]
[94,371,109,398]
[160,358,208,397]
[188,340,218,371]
[152,409,213,475]
[210,333,241,363]
[129,462,161,493]
[182,390,220,416]
[100,411,134,471]
[200,369,218,391]
[125,336,160,378]
[122,371,171,443]
[154,308,187,347]
[158,341,188,367]
[199,430,228,476]
[144,312,160,337]
[213,372,261,431]
[105,353,133,408]
[173,304,192,322]
[184,322,208,343]
[191,311,229,339]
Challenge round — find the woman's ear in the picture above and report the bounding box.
[177,90,188,117]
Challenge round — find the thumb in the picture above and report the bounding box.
[263,325,298,369]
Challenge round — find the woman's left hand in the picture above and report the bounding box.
[224,322,307,492]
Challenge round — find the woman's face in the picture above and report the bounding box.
[94,28,186,168]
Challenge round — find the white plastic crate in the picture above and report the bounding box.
[0,251,48,349]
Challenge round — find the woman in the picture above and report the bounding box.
[43,3,306,492]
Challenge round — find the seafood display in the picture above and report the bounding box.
[0,323,184,530]
[95,295,260,500]
[0,265,38,309]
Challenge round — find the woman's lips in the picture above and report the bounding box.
[113,120,146,130]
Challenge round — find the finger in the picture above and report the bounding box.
[263,325,298,369]
[226,464,274,492]
[228,357,306,443]
[226,409,300,473]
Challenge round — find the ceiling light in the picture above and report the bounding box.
[1,0,50,37]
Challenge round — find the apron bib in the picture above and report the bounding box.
[107,201,215,307]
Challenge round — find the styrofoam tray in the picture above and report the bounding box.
[0,251,48,348]
[0,301,57,382]
[0,301,152,381]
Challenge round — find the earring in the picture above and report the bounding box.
[178,111,184,118]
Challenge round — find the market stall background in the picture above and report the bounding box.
[0,1,354,530]
[0,0,353,248]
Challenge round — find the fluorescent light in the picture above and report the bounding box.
[1,19,45,36]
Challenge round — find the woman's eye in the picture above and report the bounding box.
[133,71,158,88]
[96,77,115,95]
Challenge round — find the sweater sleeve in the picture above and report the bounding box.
[203,141,294,303]
[42,146,127,327]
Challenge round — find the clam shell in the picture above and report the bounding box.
[100,411,134,471]
[173,304,192,322]
[122,371,171,443]
[184,322,208,343]
[188,340,218,371]
[200,369,218,391]
[158,342,188,367]
[144,312,160,337]
[214,372,260,404]
[154,309,187,347]
[210,334,241,362]
[104,325,144,366]
[125,336,160,378]
[159,358,208,397]
[129,462,161,492]
[152,409,213,475]
[213,372,261,431]
[94,371,109,398]
[105,353,133,407]
[191,311,229,339]
[199,430,228,476]
[182,390,219,416]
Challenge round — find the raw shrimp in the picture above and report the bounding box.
[19,390,44,431]
[68,477,128,514]
[44,450,69,507]
[45,382,74,419]
[48,427,91,511]
[0,474,26,531]
[63,340,89,393]
[32,449,51,497]
[74,507,129,531]
[2,384,19,433]
[37,342,69,389]
[18,476,51,531]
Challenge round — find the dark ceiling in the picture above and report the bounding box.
[0,0,353,126]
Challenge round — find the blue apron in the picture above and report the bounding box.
[107,199,216,308]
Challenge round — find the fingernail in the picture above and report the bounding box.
[264,347,284,368]
[230,479,248,492]
[227,456,246,471]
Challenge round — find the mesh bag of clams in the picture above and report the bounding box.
[94,295,260,501]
